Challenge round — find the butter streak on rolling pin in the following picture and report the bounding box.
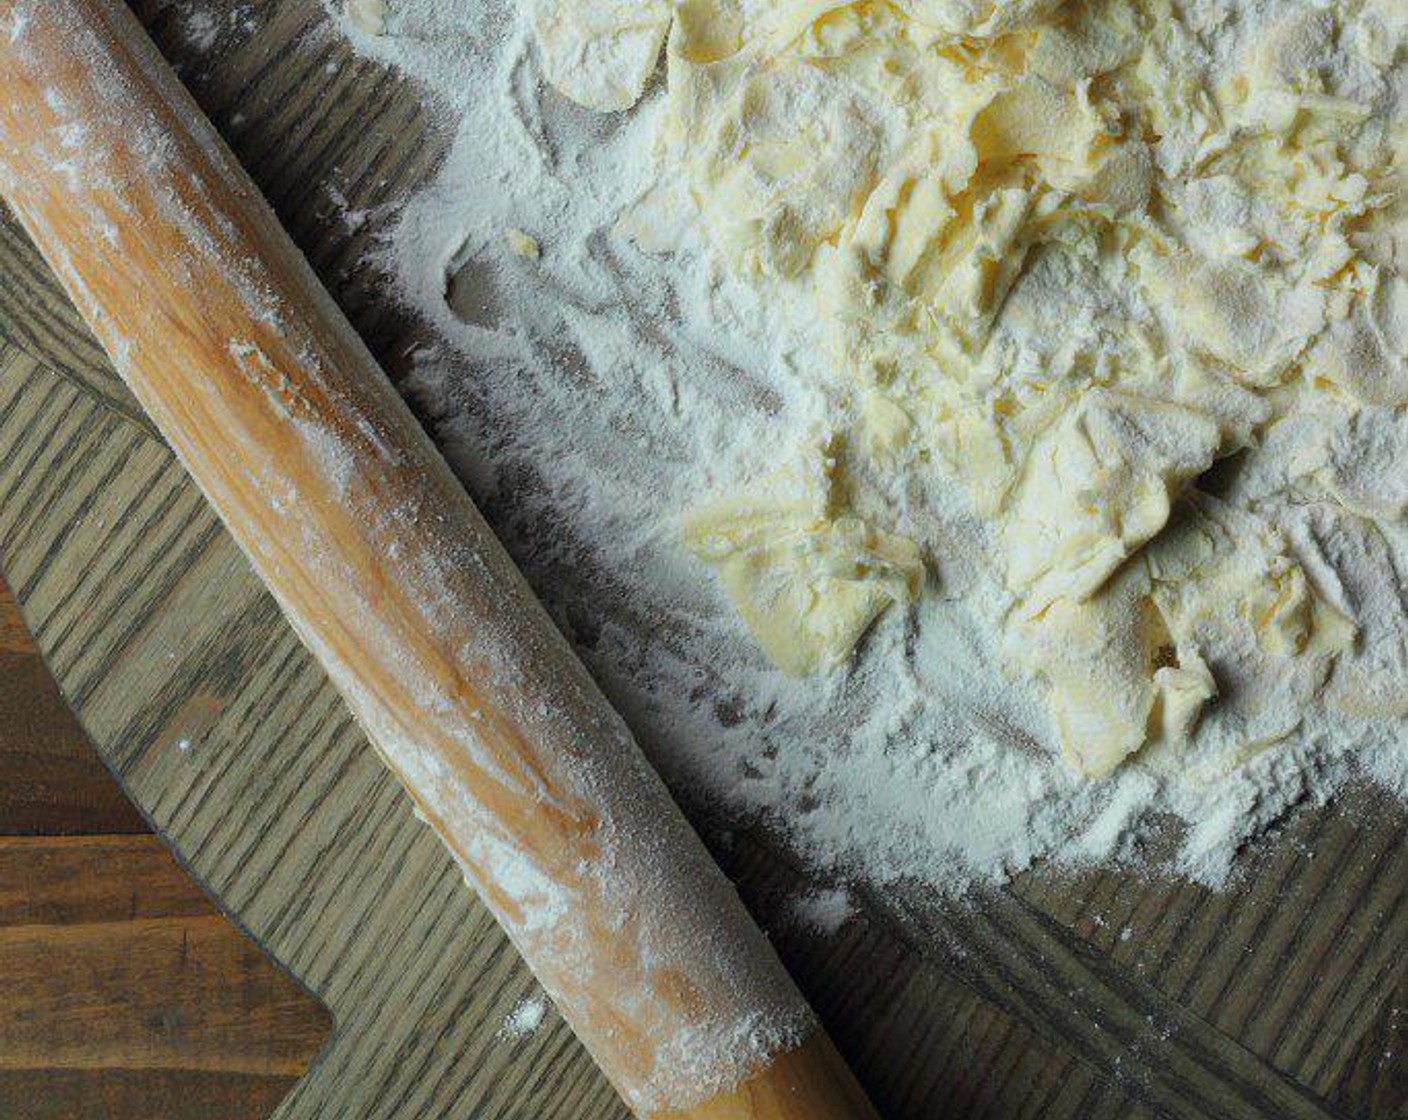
[0,2,881,1117]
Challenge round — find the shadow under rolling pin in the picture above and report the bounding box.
[0,1,882,1117]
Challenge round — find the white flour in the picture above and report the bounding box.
[790,887,859,937]
[329,0,1406,898]
[501,992,552,1039]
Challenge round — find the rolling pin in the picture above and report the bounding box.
[0,2,882,1117]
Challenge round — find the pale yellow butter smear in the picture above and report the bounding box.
[532,0,1405,779]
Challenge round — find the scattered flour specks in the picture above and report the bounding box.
[789,888,858,938]
[501,992,551,1039]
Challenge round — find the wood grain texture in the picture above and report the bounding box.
[0,1068,307,1120]
[0,583,29,651]
[0,913,325,1074]
[0,578,332,1120]
[1,577,146,835]
[0,2,1402,1119]
[0,836,331,1118]
[0,834,224,925]
[0,650,147,835]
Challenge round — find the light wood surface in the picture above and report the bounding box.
[0,2,1401,1119]
[0,2,872,1117]
[0,577,332,1120]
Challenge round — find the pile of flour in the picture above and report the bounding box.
[329,0,1405,895]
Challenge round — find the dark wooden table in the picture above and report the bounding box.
[0,575,331,1120]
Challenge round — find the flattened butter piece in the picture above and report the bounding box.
[1151,653,1218,748]
[1134,248,1330,387]
[532,0,672,111]
[1305,270,1408,407]
[971,76,1101,171]
[1147,496,1357,660]
[662,52,886,279]
[895,0,1066,39]
[1298,508,1408,721]
[1008,564,1215,779]
[683,442,925,675]
[1005,391,1222,612]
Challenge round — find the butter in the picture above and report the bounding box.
[534,0,1402,778]
[682,438,925,675]
[532,0,672,111]
[1005,391,1222,613]
[505,228,541,260]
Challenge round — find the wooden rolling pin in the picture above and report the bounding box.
[0,3,882,1118]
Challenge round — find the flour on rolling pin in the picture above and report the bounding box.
[331,0,1408,898]
[0,3,827,1113]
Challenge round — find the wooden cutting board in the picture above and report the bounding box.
[0,3,1402,1118]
